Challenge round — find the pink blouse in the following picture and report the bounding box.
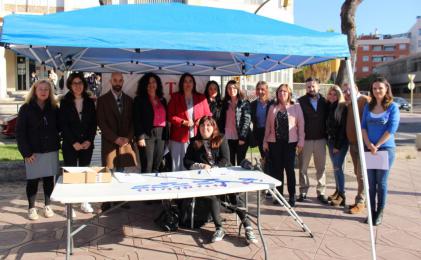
[151,97,166,127]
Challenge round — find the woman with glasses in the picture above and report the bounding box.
[60,72,97,214]
[16,79,61,220]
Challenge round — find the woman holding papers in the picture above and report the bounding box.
[263,84,305,207]
[361,77,400,226]
[168,73,212,171]
[325,85,348,207]
[60,72,97,214]
[16,79,60,220]
[133,73,168,173]
[184,116,257,244]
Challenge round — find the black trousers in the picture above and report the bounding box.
[202,196,223,228]
[62,142,93,167]
[268,141,297,198]
[26,176,55,209]
[139,127,166,173]
[254,127,266,158]
[227,139,249,166]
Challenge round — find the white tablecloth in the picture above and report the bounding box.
[51,167,282,204]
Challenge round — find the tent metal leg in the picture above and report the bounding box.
[345,58,377,260]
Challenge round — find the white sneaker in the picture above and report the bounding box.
[28,208,39,220]
[80,202,94,213]
[64,207,77,218]
[44,205,55,218]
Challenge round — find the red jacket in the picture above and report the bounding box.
[168,92,212,143]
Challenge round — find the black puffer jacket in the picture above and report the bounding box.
[218,99,251,142]
[16,100,61,158]
[326,101,348,149]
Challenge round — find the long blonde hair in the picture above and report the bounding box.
[24,79,58,108]
[328,85,346,122]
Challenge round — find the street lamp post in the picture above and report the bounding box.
[408,73,416,113]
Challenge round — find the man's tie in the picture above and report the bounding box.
[117,96,122,113]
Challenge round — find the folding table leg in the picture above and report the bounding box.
[66,203,72,259]
[256,190,269,260]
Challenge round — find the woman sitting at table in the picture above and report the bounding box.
[183,116,257,244]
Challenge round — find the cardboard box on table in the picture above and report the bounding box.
[62,167,112,184]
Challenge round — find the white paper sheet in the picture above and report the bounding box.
[364,151,389,170]
[113,172,145,183]
[62,167,96,173]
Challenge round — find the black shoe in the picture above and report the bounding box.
[297,194,307,202]
[288,199,296,207]
[317,195,329,205]
[364,210,376,224]
[101,202,111,212]
[374,208,384,226]
[121,203,131,209]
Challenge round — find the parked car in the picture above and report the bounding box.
[394,97,411,111]
[0,114,17,137]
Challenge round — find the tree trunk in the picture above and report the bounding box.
[335,0,363,86]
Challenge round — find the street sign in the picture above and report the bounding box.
[408,82,415,90]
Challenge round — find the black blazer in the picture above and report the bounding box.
[133,96,168,141]
[219,99,252,142]
[16,100,61,158]
[298,94,328,140]
[59,92,97,148]
[184,136,231,169]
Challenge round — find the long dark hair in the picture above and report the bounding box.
[178,73,197,94]
[368,77,394,111]
[194,116,223,150]
[136,72,164,98]
[204,80,221,103]
[66,72,90,99]
[223,80,244,103]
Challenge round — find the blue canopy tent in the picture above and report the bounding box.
[0,3,376,260]
[0,4,349,75]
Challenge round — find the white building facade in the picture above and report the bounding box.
[409,16,421,54]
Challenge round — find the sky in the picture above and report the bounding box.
[294,0,420,35]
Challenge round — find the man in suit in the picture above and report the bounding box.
[297,77,328,204]
[97,72,137,211]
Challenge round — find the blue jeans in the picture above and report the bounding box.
[327,141,349,194]
[367,147,396,211]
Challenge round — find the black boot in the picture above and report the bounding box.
[288,195,296,207]
[374,208,384,226]
[364,209,376,224]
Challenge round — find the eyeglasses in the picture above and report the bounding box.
[72,81,83,85]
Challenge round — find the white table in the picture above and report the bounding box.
[51,167,312,260]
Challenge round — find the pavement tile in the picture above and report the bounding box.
[0,156,420,259]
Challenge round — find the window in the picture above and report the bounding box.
[383,56,394,62]
[362,45,369,51]
[372,45,382,51]
[399,43,407,50]
[384,45,395,51]
[418,40,421,48]
[362,56,369,62]
[372,56,382,62]
[419,29,421,36]
[362,66,369,72]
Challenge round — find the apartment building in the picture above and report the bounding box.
[355,34,410,80]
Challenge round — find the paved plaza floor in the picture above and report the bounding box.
[0,153,420,260]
